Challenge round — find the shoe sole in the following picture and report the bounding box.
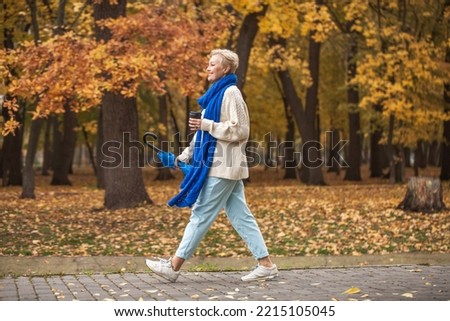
[241,273,279,282]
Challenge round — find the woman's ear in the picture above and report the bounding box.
[223,65,231,74]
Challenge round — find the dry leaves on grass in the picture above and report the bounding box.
[0,168,449,257]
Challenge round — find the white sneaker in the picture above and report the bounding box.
[241,264,279,282]
[145,257,180,282]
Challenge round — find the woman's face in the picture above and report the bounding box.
[206,54,229,83]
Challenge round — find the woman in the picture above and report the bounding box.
[146,49,278,282]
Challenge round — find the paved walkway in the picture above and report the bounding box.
[1,254,449,301]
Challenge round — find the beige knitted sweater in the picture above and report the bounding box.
[177,85,250,180]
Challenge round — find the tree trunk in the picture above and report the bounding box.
[282,97,297,179]
[415,140,427,170]
[273,70,298,179]
[155,92,175,181]
[96,107,105,188]
[21,118,44,198]
[1,103,23,186]
[101,92,151,209]
[394,145,405,183]
[51,104,77,185]
[345,111,362,181]
[264,133,276,169]
[1,5,25,186]
[41,117,52,175]
[441,116,450,180]
[271,35,324,185]
[235,5,268,92]
[300,12,325,186]
[326,129,341,175]
[370,122,384,177]
[398,177,446,213]
[344,31,362,181]
[440,42,450,180]
[51,115,61,173]
[234,5,267,184]
[428,140,440,166]
[25,0,40,45]
[386,114,404,183]
[94,0,151,209]
[48,0,69,177]
[81,125,97,175]
[404,147,412,168]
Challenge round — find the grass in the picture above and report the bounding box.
[0,165,449,258]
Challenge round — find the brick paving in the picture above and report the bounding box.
[1,265,448,301]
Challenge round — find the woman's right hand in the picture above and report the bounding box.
[189,118,202,131]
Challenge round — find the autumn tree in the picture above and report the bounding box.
[257,0,336,185]
[351,0,450,183]
[3,1,227,208]
[3,0,448,193]
[325,1,366,181]
[92,0,151,209]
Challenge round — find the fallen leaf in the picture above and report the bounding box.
[343,287,361,295]
[407,269,422,272]
[402,293,414,298]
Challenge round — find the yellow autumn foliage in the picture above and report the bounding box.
[1,0,449,148]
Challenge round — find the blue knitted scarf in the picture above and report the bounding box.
[168,74,238,208]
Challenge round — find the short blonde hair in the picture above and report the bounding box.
[210,49,239,74]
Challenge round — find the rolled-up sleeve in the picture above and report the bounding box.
[177,136,195,164]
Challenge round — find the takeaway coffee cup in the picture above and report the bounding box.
[189,111,202,119]
[189,111,202,133]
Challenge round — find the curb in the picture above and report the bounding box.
[1,253,449,277]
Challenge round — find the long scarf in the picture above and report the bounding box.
[168,73,238,208]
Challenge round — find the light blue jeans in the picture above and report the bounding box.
[175,177,270,260]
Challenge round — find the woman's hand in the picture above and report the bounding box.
[189,118,202,131]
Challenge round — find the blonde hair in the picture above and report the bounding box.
[210,49,239,74]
